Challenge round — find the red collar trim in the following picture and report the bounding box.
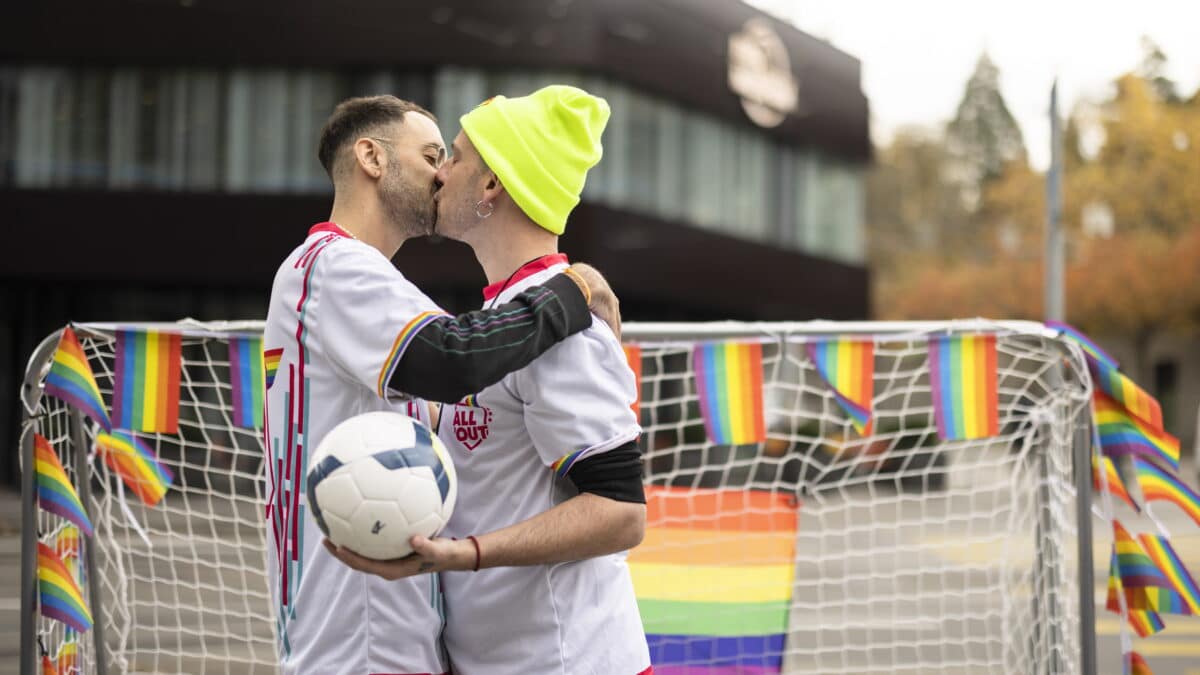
[481,253,570,301]
[308,222,354,239]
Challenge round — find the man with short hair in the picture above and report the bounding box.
[327,86,651,675]
[263,94,620,675]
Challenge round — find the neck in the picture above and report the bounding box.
[469,215,559,285]
[328,192,407,258]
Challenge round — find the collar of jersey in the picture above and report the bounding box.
[308,222,355,239]
[481,253,570,302]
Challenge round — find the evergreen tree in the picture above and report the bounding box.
[945,53,1028,204]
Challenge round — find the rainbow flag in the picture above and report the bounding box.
[1094,454,1139,512]
[1125,650,1153,675]
[1111,520,1184,613]
[1128,609,1165,638]
[1095,392,1179,471]
[1107,548,1167,638]
[1045,320,1119,370]
[112,329,182,434]
[94,430,174,506]
[693,342,766,445]
[928,334,999,441]
[264,348,283,389]
[1088,357,1163,432]
[1133,457,1200,527]
[42,326,111,431]
[229,336,265,428]
[807,339,874,435]
[45,641,78,675]
[34,434,93,536]
[1139,533,1200,616]
[624,345,643,418]
[37,542,91,632]
[630,486,798,673]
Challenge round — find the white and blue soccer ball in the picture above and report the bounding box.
[306,411,457,560]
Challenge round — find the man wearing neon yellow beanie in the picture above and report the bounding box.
[327,85,653,674]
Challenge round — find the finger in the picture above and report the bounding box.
[409,535,434,556]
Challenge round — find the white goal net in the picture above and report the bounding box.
[20,319,1093,674]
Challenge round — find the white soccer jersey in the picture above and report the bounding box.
[263,222,449,675]
[438,254,651,675]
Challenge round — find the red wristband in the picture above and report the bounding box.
[466,535,481,572]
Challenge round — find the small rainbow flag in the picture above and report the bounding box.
[630,486,798,673]
[42,326,111,431]
[624,345,643,418]
[1093,454,1139,512]
[1138,533,1200,616]
[264,348,283,389]
[34,434,93,537]
[1126,650,1153,675]
[807,339,874,435]
[1111,520,1184,613]
[693,342,766,445]
[1088,357,1163,432]
[43,641,78,675]
[94,430,174,506]
[1106,547,1167,638]
[1045,320,1119,370]
[37,542,91,632]
[1095,392,1180,471]
[928,334,999,441]
[1128,609,1165,638]
[1133,457,1200,527]
[112,330,182,434]
[229,336,265,428]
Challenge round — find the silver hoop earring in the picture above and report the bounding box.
[475,201,494,219]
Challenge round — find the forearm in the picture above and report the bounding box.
[473,493,646,568]
[388,274,591,403]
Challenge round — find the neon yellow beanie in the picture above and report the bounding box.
[460,85,610,235]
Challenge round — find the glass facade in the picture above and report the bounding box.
[0,65,863,263]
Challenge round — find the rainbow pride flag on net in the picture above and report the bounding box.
[42,326,111,431]
[1093,454,1139,512]
[1133,457,1200,527]
[112,329,182,434]
[1109,520,1186,614]
[693,342,767,446]
[1138,533,1200,616]
[1045,320,1119,370]
[228,336,265,428]
[1088,357,1163,432]
[34,434,93,536]
[94,430,174,506]
[807,339,874,435]
[1095,391,1180,471]
[928,334,999,441]
[37,542,91,632]
[630,486,799,674]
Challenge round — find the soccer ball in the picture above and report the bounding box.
[306,411,457,560]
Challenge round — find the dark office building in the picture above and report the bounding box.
[0,0,870,482]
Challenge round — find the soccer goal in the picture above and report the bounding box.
[20,319,1097,674]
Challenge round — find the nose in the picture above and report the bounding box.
[434,163,448,187]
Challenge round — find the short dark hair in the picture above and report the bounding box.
[317,96,437,179]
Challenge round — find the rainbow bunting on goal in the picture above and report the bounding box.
[37,542,91,632]
[693,342,766,445]
[1126,650,1153,675]
[807,339,874,435]
[928,334,999,441]
[1088,357,1163,432]
[34,434,93,537]
[94,430,174,506]
[1110,520,1185,613]
[42,326,111,431]
[624,344,643,418]
[1094,391,1179,471]
[112,329,182,434]
[1132,457,1200,527]
[1045,320,1119,370]
[229,336,265,428]
[1106,547,1167,638]
[629,486,798,673]
[1094,454,1139,512]
[1138,533,1200,616]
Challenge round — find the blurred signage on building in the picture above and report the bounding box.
[727,18,799,128]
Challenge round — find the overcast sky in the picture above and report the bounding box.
[747,0,1200,169]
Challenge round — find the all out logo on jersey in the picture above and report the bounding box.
[452,397,492,451]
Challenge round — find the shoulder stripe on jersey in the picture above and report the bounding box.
[377,310,449,397]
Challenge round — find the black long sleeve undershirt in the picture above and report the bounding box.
[388,273,591,403]
[567,441,646,504]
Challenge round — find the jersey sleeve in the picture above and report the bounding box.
[514,321,642,475]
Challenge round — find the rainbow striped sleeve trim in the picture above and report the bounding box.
[264,348,283,389]
[552,449,590,478]
[929,334,999,441]
[1133,457,1200,527]
[1045,320,1119,370]
[37,542,92,633]
[377,311,449,397]
[42,326,111,431]
[34,434,94,536]
[1138,533,1200,616]
[807,338,874,435]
